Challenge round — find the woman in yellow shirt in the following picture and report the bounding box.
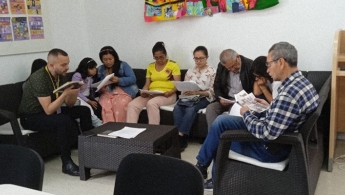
[127,42,181,124]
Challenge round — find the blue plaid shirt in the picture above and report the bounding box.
[243,71,320,141]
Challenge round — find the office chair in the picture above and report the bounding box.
[0,144,44,190]
[114,153,204,195]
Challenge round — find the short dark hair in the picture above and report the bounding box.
[48,48,68,57]
[75,57,97,79]
[152,41,167,55]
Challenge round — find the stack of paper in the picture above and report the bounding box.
[107,126,146,139]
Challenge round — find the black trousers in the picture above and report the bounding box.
[20,106,93,162]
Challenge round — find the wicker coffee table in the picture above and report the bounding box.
[78,122,180,180]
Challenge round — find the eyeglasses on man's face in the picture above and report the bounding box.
[223,57,238,70]
[193,57,206,62]
[266,58,280,67]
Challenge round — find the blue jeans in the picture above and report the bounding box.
[173,97,209,135]
[196,115,290,178]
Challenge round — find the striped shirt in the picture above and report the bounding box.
[243,71,320,141]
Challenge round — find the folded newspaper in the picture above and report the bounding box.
[234,90,269,113]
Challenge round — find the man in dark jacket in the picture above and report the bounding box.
[206,49,254,130]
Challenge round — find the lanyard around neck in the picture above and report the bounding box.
[45,66,59,99]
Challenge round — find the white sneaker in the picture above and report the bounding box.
[91,115,103,127]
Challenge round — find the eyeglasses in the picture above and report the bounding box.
[223,58,238,70]
[193,57,206,62]
[266,58,280,67]
[153,56,166,60]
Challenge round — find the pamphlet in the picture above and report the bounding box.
[53,81,84,93]
[232,90,269,113]
[97,126,146,139]
[139,89,164,95]
[173,81,201,91]
[91,73,114,92]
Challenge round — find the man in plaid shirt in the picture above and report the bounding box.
[196,42,320,190]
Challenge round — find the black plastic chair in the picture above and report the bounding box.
[214,76,331,195]
[0,144,44,191]
[114,153,204,195]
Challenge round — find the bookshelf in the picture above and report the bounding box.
[329,29,345,171]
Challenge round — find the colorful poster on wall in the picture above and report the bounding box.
[12,16,29,40]
[29,16,43,39]
[10,0,26,14]
[26,0,42,15]
[0,17,12,41]
[0,0,9,14]
[144,0,279,22]
[144,0,187,22]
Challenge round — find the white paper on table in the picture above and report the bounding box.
[173,81,201,91]
[139,89,164,95]
[108,126,146,139]
[92,73,114,92]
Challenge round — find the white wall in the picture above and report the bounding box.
[0,0,344,84]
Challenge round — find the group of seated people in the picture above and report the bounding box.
[19,41,320,191]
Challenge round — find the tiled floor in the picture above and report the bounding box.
[41,140,345,195]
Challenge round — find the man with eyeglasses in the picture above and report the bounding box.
[205,49,254,131]
[196,42,320,191]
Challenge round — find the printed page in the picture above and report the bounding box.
[93,73,114,92]
[234,90,269,113]
[108,126,146,139]
[173,81,201,91]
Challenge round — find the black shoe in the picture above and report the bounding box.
[62,160,80,176]
[196,162,208,179]
[178,135,188,152]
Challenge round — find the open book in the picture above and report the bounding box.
[97,126,146,139]
[91,73,114,92]
[229,90,269,114]
[139,89,164,95]
[173,81,201,91]
[53,81,84,93]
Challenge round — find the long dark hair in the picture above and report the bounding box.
[75,57,97,80]
[99,46,122,89]
[99,46,121,77]
[251,56,273,83]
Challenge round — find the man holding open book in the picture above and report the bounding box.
[195,42,320,190]
[19,48,94,176]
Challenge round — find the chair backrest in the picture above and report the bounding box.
[0,144,44,191]
[300,75,331,147]
[114,153,204,195]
